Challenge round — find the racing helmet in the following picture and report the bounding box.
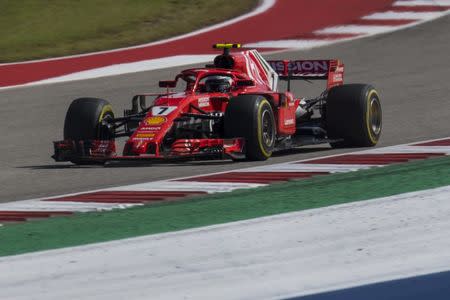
[204,76,232,93]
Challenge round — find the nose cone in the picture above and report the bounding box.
[124,140,155,156]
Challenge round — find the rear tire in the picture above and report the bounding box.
[326,84,382,147]
[224,95,276,161]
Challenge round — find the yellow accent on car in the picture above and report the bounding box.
[213,43,241,49]
[135,133,155,138]
[98,104,113,123]
[366,89,379,145]
[145,116,166,126]
[257,99,272,158]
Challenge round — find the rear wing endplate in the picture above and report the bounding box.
[267,59,344,89]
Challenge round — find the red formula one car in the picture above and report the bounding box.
[53,44,382,165]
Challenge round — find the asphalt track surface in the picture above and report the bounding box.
[0,15,449,203]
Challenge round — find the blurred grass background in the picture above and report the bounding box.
[0,0,257,62]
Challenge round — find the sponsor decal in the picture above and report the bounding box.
[145,116,166,126]
[198,97,210,108]
[93,141,112,149]
[90,141,114,156]
[333,73,343,82]
[135,133,155,139]
[269,60,329,74]
[140,126,162,131]
[134,141,145,148]
[151,106,177,116]
[284,119,295,126]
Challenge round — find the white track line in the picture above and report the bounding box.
[363,11,447,20]
[2,186,450,299]
[0,137,448,221]
[361,145,450,154]
[393,0,450,6]
[106,181,265,192]
[245,39,335,49]
[29,55,215,86]
[238,163,376,173]
[315,25,400,35]
[0,200,139,212]
[234,7,450,51]
[2,1,450,90]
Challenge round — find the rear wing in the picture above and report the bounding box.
[267,59,344,89]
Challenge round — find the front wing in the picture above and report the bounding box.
[52,138,245,163]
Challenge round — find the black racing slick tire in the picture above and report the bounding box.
[63,98,114,165]
[224,95,276,161]
[326,84,382,148]
[64,97,115,141]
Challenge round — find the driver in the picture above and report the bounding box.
[204,76,232,93]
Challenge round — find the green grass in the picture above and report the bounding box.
[0,0,258,62]
[1,156,450,257]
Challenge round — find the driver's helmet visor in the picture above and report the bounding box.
[203,75,233,93]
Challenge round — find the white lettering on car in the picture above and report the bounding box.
[198,97,210,108]
[284,119,295,126]
[269,60,329,74]
[151,106,177,116]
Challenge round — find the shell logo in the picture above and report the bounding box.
[145,116,166,126]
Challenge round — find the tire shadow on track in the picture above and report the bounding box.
[271,146,331,157]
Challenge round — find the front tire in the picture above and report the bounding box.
[63,98,114,165]
[326,84,382,147]
[64,97,114,141]
[224,95,276,161]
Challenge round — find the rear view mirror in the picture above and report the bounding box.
[159,80,177,88]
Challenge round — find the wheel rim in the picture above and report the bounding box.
[369,97,382,135]
[98,112,114,140]
[261,109,275,147]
